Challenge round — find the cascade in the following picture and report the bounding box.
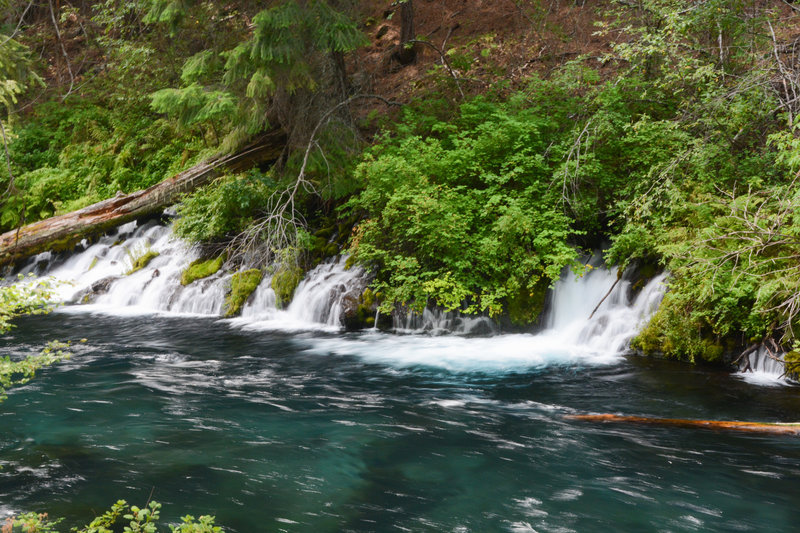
[13,221,667,353]
[547,266,667,354]
[15,220,370,328]
[392,307,497,335]
[737,346,787,385]
[236,258,367,331]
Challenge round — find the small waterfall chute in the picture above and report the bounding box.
[737,345,789,386]
[13,221,668,354]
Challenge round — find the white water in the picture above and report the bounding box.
[21,220,229,316]
[234,258,367,332]
[18,221,368,329]
[16,220,670,372]
[737,347,788,386]
[302,268,668,373]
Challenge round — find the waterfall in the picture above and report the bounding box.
[19,220,230,316]
[14,221,666,351]
[392,307,497,335]
[299,272,667,372]
[236,259,367,331]
[737,347,787,385]
[17,221,368,328]
[547,266,666,354]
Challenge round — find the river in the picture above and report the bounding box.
[1,222,799,531]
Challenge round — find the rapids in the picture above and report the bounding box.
[2,220,798,532]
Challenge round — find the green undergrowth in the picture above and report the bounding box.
[224,269,263,317]
[181,255,225,285]
[172,170,275,243]
[2,102,209,231]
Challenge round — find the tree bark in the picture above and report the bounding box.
[0,129,285,268]
[567,414,800,436]
[393,0,417,65]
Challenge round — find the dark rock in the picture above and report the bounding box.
[71,275,120,304]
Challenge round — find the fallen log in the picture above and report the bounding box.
[0,130,285,268]
[567,413,800,436]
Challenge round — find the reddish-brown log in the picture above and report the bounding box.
[567,413,800,435]
[0,130,285,268]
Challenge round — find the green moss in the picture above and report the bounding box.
[343,287,383,330]
[324,243,339,257]
[314,226,335,240]
[784,351,800,378]
[88,256,99,271]
[271,265,303,308]
[312,236,328,253]
[507,277,549,326]
[181,255,225,286]
[631,294,727,364]
[224,269,263,317]
[126,250,159,275]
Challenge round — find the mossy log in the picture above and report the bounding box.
[567,414,800,436]
[0,130,285,268]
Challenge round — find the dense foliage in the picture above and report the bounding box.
[345,93,581,318]
[2,0,800,357]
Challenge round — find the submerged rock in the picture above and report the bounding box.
[72,275,121,304]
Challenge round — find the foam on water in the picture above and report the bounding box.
[736,346,789,386]
[16,220,669,373]
[298,271,667,372]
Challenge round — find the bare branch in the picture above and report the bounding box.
[226,95,401,269]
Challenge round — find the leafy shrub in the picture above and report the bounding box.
[346,95,581,317]
[173,171,274,243]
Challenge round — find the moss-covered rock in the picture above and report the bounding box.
[784,350,800,379]
[224,269,263,317]
[181,255,225,286]
[342,287,385,331]
[630,293,727,364]
[627,257,661,296]
[126,250,159,274]
[313,226,335,240]
[271,265,303,308]
[507,277,549,326]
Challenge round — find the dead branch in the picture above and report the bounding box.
[588,276,620,320]
[48,0,75,100]
[407,38,465,99]
[226,95,401,269]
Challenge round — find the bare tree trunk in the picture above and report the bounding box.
[567,414,800,436]
[0,130,285,267]
[393,0,417,65]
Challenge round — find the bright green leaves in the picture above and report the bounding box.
[173,170,274,243]
[170,514,224,533]
[347,97,579,318]
[0,36,40,114]
[6,500,224,532]
[151,1,367,151]
[151,84,236,130]
[0,277,70,403]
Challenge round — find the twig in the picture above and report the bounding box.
[408,39,465,99]
[48,0,75,100]
[588,276,620,320]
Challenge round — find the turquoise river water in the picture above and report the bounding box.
[1,311,800,532]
